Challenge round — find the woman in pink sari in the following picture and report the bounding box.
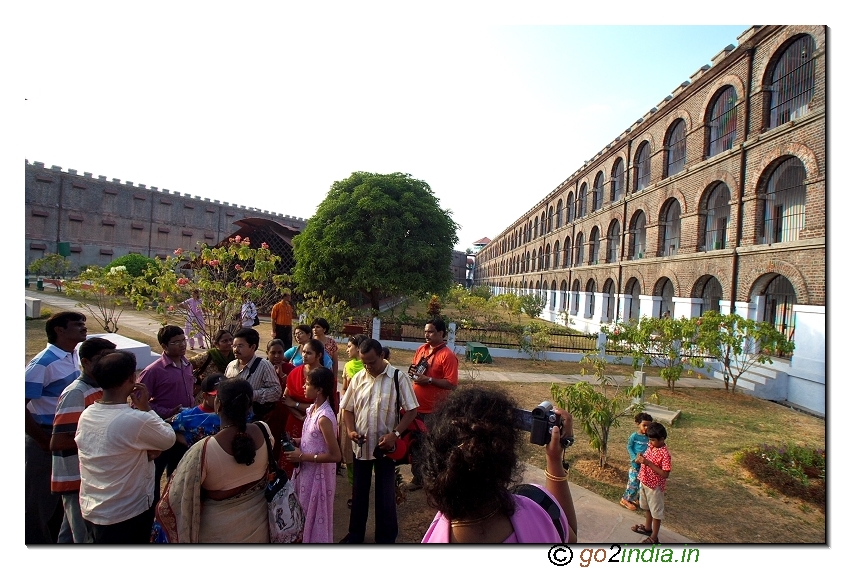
[282,366,341,543]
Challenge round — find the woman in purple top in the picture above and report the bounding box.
[180,289,206,350]
[420,387,578,543]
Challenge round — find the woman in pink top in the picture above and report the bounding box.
[180,289,206,350]
[420,387,578,543]
[282,366,342,543]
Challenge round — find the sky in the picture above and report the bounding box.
[9,1,842,561]
[13,6,757,251]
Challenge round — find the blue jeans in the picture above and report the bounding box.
[58,492,93,543]
[348,457,398,543]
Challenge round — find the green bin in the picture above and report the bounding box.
[465,342,492,364]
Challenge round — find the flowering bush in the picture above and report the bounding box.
[738,443,825,509]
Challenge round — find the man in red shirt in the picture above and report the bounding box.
[407,318,458,490]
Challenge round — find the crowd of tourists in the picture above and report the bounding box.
[28,297,632,545]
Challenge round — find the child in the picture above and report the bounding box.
[620,412,653,511]
[283,367,342,543]
[632,423,672,544]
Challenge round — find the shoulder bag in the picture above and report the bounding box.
[390,369,428,465]
[259,422,304,543]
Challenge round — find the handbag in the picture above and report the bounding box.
[254,315,261,327]
[390,369,428,465]
[259,422,304,543]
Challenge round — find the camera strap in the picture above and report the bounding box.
[510,484,566,543]
[417,342,445,366]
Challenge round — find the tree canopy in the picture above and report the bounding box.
[292,172,459,310]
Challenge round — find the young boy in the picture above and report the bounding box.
[620,412,653,511]
[632,422,671,544]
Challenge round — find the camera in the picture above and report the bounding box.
[513,401,574,448]
[408,358,428,379]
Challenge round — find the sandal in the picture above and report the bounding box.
[640,536,659,544]
[631,524,652,536]
[620,498,637,511]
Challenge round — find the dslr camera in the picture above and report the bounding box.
[513,401,574,448]
[408,358,428,379]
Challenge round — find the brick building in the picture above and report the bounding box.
[473,26,825,413]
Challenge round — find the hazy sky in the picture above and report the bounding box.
[16,5,765,250]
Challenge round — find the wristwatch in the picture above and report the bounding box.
[295,402,300,409]
[428,377,432,384]
[392,429,402,438]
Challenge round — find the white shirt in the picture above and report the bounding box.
[75,403,176,525]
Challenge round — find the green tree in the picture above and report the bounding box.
[604,316,704,391]
[29,253,71,279]
[64,265,137,332]
[292,172,459,310]
[551,353,644,467]
[694,311,794,393]
[295,290,354,334]
[520,293,545,319]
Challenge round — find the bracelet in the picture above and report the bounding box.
[314,453,318,462]
[295,402,300,409]
[544,469,569,483]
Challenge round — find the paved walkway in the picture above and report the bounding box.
[27,288,702,544]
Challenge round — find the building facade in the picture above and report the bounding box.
[474,25,825,413]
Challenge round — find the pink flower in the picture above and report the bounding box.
[208,259,220,267]
[174,248,184,256]
[697,318,702,326]
[245,281,253,288]
[261,242,269,249]
[177,277,190,286]
[234,235,242,243]
[257,284,264,289]
[242,237,250,244]
[614,328,620,336]
[168,305,175,312]
[235,264,243,271]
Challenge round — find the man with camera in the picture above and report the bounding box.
[339,339,419,544]
[407,318,458,491]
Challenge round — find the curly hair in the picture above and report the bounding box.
[216,378,257,465]
[421,386,521,521]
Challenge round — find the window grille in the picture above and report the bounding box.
[708,87,738,156]
[769,35,816,129]
[577,184,587,218]
[608,220,620,263]
[593,173,604,211]
[704,184,731,249]
[763,158,806,244]
[662,201,681,256]
[556,200,563,228]
[575,233,585,265]
[635,144,651,191]
[589,228,600,264]
[553,241,560,269]
[611,159,624,202]
[666,120,686,177]
[631,212,646,259]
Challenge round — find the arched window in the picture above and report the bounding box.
[629,211,647,259]
[575,232,585,266]
[634,142,651,191]
[563,236,572,267]
[586,280,597,316]
[626,278,641,321]
[662,200,682,257]
[589,227,600,264]
[769,35,816,129]
[665,119,687,177]
[704,183,731,250]
[611,159,624,202]
[566,192,575,223]
[701,276,723,315]
[571,279,581,314]
[577,184,587,218]
[531,250,537,272]
[560,280,569,313]
[708,86,738,156]
[550,279,557,311]
[607,219,620,263]
[763,274,797,341]
[659,279,674,317]
[538,246,544,271]
[533,217,539,239]
[763,157,806,244]
[553,241,560,269]
[556,199,563,228]
[547,207,554,233]
[544,243,551,270]
[603,279,615,321]
[593,172,604,211]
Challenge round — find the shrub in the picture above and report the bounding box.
[738,443,825,510]
[106,253,157,278]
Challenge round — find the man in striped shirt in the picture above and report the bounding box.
[25,311,88,544]
[50,337,116,543]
